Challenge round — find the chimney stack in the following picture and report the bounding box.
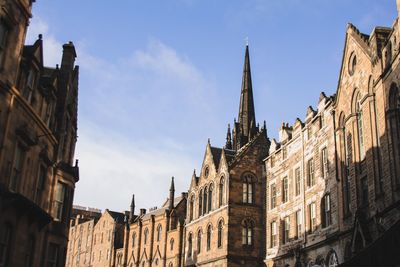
[61,41,77,70]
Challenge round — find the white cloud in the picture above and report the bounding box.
[28,17,220,212]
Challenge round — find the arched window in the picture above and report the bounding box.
[197,230,202,254]
[206,225,212,251]
[387,41,393,68]
[188,233,193,257]
[327,250,339,267]
[199,189,203,217]
[170,238,174,251]
[242,219,253,246]
[203,187,208,214]
[132,232,136,247]
[242,174,254,204]
[189,196,194,221]
[217,220,223,248]
[354,93,365,160]
[144,228,149,245]
[157,225,162,242]
[208,184,213,212]
[219,177,225,207]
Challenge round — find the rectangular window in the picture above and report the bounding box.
[271,156,275,168]
[270,184,276,209]
[283,216,290,244]
[9,143,24,192]
[270,221,277,248]
[323,194,332,227]
[282,147,287,160]
[282,177,288,203]
[321,148,328,179]
[309,203,316,233]
[35,164,47,204]
[307,158,315,187]
[295,168,301,196]
[54,183,66,221]
[296,210,302,238]
[46,243,60,267]
[320,114,325,128]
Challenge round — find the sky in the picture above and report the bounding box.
[26,0,397,212]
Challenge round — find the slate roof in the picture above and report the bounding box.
[107,210,125,223]
[140,196,184,220]
[210,146,236,169]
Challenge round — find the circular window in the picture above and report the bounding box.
[348,52,357,76]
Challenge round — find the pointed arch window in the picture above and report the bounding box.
[217,220,223,248]
[355,93,365,160]
[198,189,203,217]
[203,187,208,214]
[187,233,193,257]
[189,196,194,221]
[144,228,149,245]
[339,113,351,215]
[242,219,253,246]
[197,230,202,254]
[219,177,225,207]
[206,225,212,251]
[132,232,136,247]
[242,174,255,204]
[208,184,213,212]
[170,238,174,251]
[157,225,162,242]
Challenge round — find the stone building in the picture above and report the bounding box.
[119,177,187,267]
[0,0,79,266]
[183,45,270,267]
[66,206,102,267]
[264,1,400,266]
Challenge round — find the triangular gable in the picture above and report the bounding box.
[334,24,374,108]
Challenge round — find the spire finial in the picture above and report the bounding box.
[169,177,175,210]
[245,37,249,47]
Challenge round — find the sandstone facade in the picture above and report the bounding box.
[0,0,79,266]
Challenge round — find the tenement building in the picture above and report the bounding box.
[265,2,400,266]
[0,0,79,266]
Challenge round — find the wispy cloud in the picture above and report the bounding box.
[26,16,219,211]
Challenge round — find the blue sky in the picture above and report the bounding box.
[27,0,397,212]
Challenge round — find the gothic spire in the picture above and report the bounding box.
[169,176,175,210]
[225,124,233,149]
[234,45,257,150]
[129,194,135,222]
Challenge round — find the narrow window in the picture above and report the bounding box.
[189,196,194,221]
[46,243,60,267]
[309,203,316,233]
[208,184,213,212]
[282,177,288,203]
[197,230,201,254]
[219,177,225,207]
[242,220,253,246]
[157,225,162,242]
[170,239,174,251]
[206,225,211,251]
[283,216,290,244]
[270,184,276,209]
[321,147,328,179]
[361,177,369,207]
[144,229,148,245]
[270,221,277,247]
[132,233,136,248]
[198,189,203,217]
[295,167,301,196]
[296,210,302,238]
[307,158,315,187]
[203,187,208,214]
[217,220,223,248]
[54,183,66,221]
[187,234,192,257]
[322,194,331,228]
[356,95,365,160]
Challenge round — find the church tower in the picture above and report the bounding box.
[232,45,259,151]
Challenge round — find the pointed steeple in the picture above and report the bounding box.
[225,124,233,149]
[234,45,257,150]
[169,177,175,210]
[129,194,135,222]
